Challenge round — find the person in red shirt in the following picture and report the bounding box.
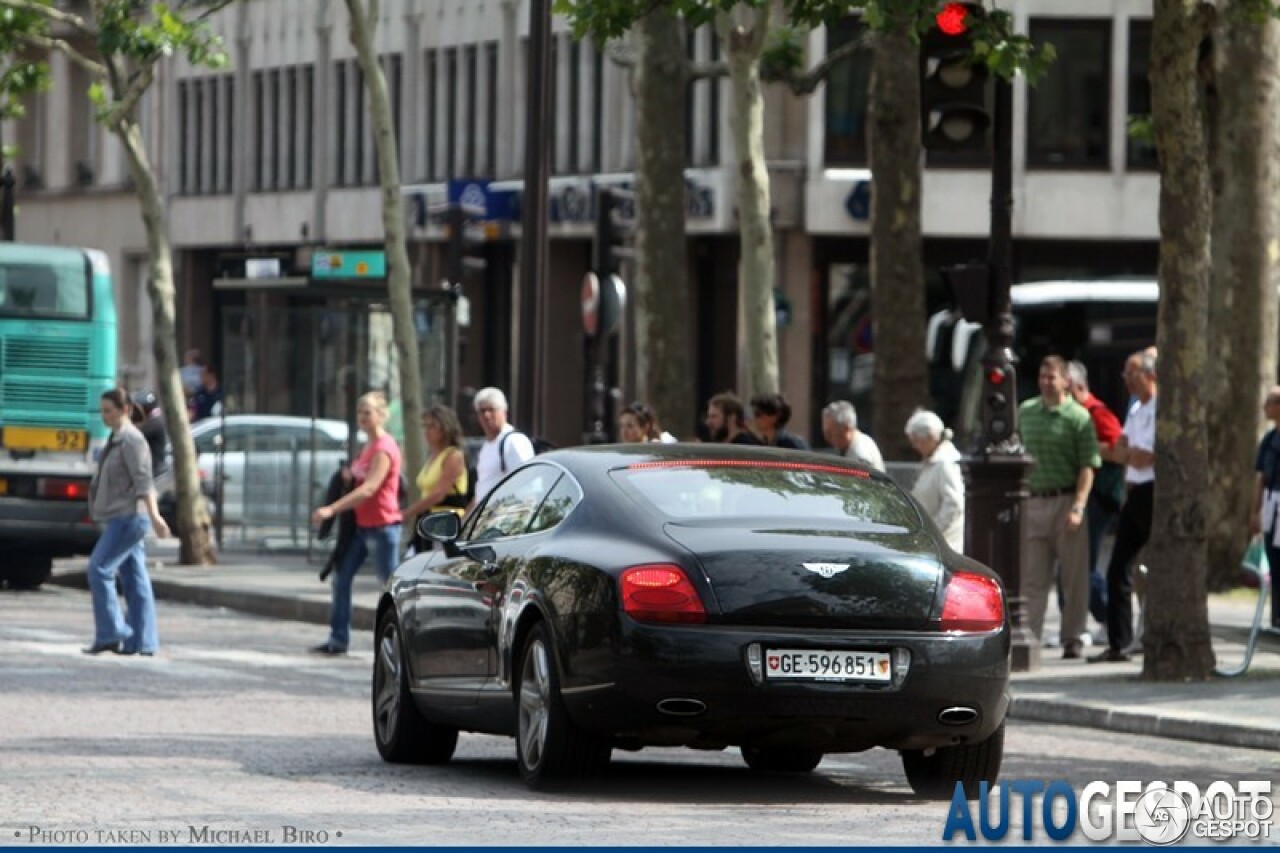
[1068,361,1125,629]
[309,391,403,655]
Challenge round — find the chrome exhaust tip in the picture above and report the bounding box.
[937,706,979,726]
[656,698,707,717]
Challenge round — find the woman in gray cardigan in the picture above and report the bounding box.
[83,388,171,655]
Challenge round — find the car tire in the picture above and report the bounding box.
[515,623,611,789]
[740,746,823,773]
[901,722,1005,800]
[2,556,52,591]
[371,609,458,764]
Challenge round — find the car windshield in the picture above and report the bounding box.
[613,460,919,528]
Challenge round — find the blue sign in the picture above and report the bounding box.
[846,180,872,221]
[446,178,520,222]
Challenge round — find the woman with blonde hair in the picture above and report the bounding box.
[310,390,403,655]
[404,405,469,548]
[904,409,965,552]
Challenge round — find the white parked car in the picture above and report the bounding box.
[156,415,362,527]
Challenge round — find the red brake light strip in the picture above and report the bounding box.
[627,459,871,478]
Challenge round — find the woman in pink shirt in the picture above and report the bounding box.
[309,391,402,655]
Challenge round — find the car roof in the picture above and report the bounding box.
[190,414,350,438]
[1011,280,1158,306]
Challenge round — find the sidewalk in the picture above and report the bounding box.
[50,541,1280,752]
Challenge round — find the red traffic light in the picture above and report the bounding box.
[987,367,1007,386]
[936,2,970,36]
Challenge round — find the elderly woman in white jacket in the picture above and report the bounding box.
[905,410,965,552]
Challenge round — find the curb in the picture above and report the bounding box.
[46,570,377,631]
[1008,696,1280,752]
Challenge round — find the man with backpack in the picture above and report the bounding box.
[472,386,537,505]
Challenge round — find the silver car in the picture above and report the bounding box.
[157,415,361,527]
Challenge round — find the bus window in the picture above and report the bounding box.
[0,257,90,319]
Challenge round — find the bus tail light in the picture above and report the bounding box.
[37,478,90,500]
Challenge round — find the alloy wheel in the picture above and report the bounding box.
[518,639,552,771]
[374,624,401,745]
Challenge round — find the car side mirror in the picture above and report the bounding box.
[417,510,461,544]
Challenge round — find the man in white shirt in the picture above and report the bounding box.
[821,400,885,471]
[1090,350,1157,663]
[472,386,535,504]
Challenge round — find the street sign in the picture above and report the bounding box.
[311,250,387,279]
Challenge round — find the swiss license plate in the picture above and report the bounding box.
[2,427,88,452]
[765,648,892,683]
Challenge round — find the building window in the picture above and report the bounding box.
[221,76,235,193]
[486,42,499,176]
[446,48,458,179]
[297,66,313,189]
[1126,20,1156,170]
[824,17,874,167]
[1026,18,1111,169]
[254,70,266,190]
[464,45,477,177]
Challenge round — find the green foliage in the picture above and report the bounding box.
[0,4,50,120]
[96,2,229,69]
[1127,113,1155,146]
[760,24,805,81]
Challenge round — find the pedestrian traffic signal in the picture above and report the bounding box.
[922,2,990,153]
[981,358,1016,446]
[443,202,487,287]
[594,185,633,277]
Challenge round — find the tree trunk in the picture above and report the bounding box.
[1205,3,1280,591]
[718,5,778,399]
[868,21,927,461]
[114,116,215,565]
[346,0,426,491]
[1143,0,1214,680]
[634,8,695,437]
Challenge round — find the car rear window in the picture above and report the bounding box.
[613,460,920,527]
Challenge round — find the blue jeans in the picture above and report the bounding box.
[326,523,400,650]
[88,513,158,653]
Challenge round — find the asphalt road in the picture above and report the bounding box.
[1,586,1276,847]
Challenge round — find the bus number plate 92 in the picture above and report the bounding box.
[2,427,88,452]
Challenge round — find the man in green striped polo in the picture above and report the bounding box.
[1019,355,1101,659]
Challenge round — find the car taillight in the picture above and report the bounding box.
[940,571,1004,632]
[37,478,89,500]
[620,564,706,624]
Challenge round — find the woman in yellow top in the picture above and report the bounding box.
[404,405,469,529]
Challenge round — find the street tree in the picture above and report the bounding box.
[0,8,47,239]
[1203,3,1280,591]
[0,0,231,564]
[1142,0,1217,680]
[342,0,426,495]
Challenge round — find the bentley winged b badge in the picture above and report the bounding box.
[803,562,849,578]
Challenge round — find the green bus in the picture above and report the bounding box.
[0,243,117,588]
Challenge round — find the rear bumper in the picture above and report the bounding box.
[0,497,100,555]
[560,620,1010,753]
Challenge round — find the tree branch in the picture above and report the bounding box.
[603,38,635,70]
[108,62,155,128]
[193,0,238,24]
[689,60,729,81]
[777,33,869,96]
[0,0,94,38]
[11,31,107,78]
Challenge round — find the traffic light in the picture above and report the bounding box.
[443,202,487,288]
[921,3,990,153]
[981,356,1016,446]
[594,185,633,277]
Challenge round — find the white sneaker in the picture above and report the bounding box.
[1078,632,1094,648]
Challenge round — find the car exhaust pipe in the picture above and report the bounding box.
[656,698,707,717]
[937,706,979,726]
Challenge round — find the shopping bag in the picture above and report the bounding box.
[1241,536,1270,585]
